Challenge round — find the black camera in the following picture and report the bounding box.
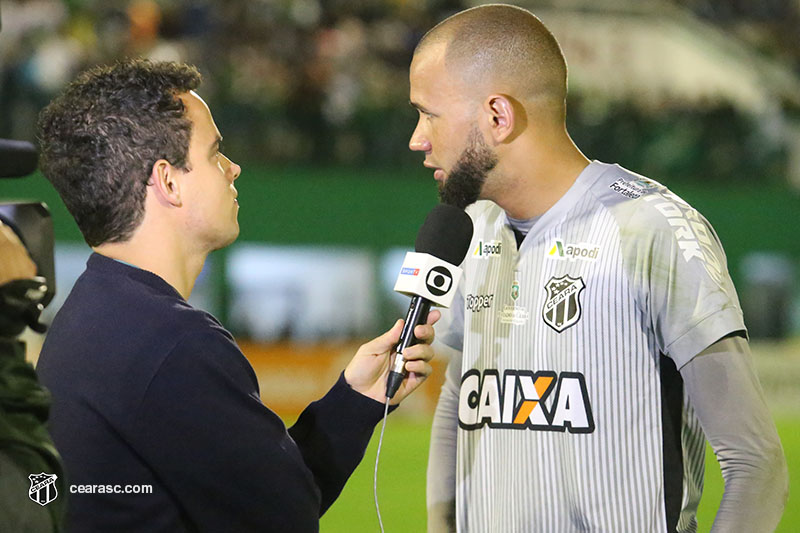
[0,140,56,335]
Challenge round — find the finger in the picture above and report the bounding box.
[426,309,441,325]
[358,319,403,355]
[404,360,432,377]
[413,323,435,344]
[401,343,434,362]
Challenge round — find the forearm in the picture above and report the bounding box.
[427,344,461,533]
[681,336,788,532]
[289,372,390,515]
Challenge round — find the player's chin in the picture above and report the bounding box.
[212,225,240,252]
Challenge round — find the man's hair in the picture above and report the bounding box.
[416,4,567,109]
[38,59,202,247]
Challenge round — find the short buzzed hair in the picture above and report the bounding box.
[416,4,567,109]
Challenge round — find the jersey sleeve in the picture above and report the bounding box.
[623,191,746,368]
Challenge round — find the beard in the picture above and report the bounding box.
[437,127,498,209]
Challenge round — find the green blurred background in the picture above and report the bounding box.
[2,0,799,530]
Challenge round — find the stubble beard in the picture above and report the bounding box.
[437,128,498,209]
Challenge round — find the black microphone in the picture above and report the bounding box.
[0,139,39,178]
[385,204,474,399]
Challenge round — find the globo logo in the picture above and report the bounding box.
[426,266,453,296]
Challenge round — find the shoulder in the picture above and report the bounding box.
[43,261,233,378]
[588,163,714,246]
[158,324,256,390]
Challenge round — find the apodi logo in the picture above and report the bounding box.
[473,240,502,259]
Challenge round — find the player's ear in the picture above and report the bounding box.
[483,94,518,144]
[148,159,183,207]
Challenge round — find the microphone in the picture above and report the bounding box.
[0,139,38,178]
[385,204,473,399]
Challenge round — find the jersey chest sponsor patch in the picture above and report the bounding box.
[472,239,503,259]
[459,369,595,433]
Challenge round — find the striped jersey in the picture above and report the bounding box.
[434,161,746,532]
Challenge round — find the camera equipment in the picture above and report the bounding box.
[0,77,56,332]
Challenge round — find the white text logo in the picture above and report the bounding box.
[459,369,595,433]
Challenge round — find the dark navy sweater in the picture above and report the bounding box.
[37,253,387,532]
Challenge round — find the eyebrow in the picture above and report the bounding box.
[409,100,435,116]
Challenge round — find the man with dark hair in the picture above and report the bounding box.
[36,59,438,531]
[411,4,788,533]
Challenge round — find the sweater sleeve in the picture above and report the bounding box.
[130,327,384,532]
[288,372,390,515]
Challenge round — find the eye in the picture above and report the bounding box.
[212,143,225,161]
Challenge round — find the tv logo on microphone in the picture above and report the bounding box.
[426,266,453,296]
[394,252,463,308]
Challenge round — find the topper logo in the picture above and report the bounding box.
[400,267,420,276]
[426,266,453,296]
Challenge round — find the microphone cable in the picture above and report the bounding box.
[373,396,391,533]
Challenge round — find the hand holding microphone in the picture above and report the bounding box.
[343,311,439,405]
[386,204,473,399]
[343,204,473,404]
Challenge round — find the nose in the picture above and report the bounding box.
[409,121,431,153]
[222,154,241,181]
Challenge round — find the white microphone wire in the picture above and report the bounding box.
[373,397,391,533]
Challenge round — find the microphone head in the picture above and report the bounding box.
[414,204,474,266]
[0,139,39,178]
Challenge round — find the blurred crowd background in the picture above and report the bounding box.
[2,0,800,178]
[1,0,799,342]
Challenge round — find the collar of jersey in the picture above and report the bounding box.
[507,160,612,252]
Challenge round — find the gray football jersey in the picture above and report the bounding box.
[437,161,746,532]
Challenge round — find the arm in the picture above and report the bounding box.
[133,318,437,530]
[0,221,39,338]
[0,221,36,285]
[681,335,789,532]
[294,314,439,514]
[426,277,466,533]
[426,344,462,533]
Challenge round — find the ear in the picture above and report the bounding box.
[483,94,515,144]
[149,159,183,207]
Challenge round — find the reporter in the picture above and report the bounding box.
[35,59,436,532]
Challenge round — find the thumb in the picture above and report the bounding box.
[360,319,403,355]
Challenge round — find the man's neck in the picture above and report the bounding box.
[93,231,206,300]
[490,135,590,220]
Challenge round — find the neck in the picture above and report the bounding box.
[488,129,590,220]
[93,223,206,300]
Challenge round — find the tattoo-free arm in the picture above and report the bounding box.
[681,335,788,532]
